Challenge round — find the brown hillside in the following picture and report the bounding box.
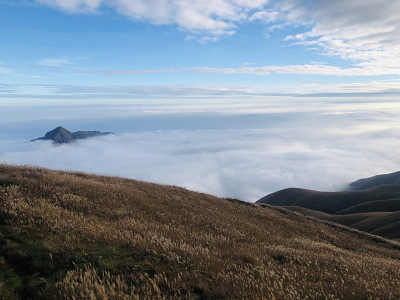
[1,164,400,299]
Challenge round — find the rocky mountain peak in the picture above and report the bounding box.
[32,126,114,144]
[43,126,74,144]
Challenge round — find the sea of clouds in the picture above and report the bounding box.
[1,97,400,201]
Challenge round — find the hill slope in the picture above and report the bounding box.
[283,206,400,241]
[349,171,400,190]
[256,185,400,214]
[336,198,400,214]
[257,182,400,241]
[1,164,400,299]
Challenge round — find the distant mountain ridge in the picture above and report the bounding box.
[256,184,400,214]
[348,171,400,190]
[32,126,114,144]
[257,170,400,241]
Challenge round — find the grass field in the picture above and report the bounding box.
[1,164,400,299]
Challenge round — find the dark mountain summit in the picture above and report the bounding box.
[32,126,114,144]
[348,171,400,190]
[41,126,74,144]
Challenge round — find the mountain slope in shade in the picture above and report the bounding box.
[281,206,400,241]
[348,171,400,190]
[336,198,400,214]
[1,164,400,299]
[40,126,74,144]
[256,184,400,214]
[257,171,400,241]
[32,126,114,144]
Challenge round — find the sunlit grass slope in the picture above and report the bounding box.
[1,164,400,299]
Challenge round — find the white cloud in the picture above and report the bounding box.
[249,11,279,23]
[1,80,400,102]
[0,62,14,75]
[83,61,399,77]
[36,0,102,13]
[35,0,269,37]
[32,0,400,73]
[37,57,74,68]
[2,123,400,202]
[281,0,400,74]
[195,63,400,76]
[84,68,183,75]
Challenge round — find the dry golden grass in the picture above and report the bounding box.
[1,164,400,299]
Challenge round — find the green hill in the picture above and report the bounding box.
[1,164,400,299]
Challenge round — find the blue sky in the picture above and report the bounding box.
[1,0,399,96]
[1,0,400,200]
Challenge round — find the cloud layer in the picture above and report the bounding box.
[2,98,400,201]
[2,80,400,101]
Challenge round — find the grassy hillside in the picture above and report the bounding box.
[257,185,400,214]
[1,165,400,299]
